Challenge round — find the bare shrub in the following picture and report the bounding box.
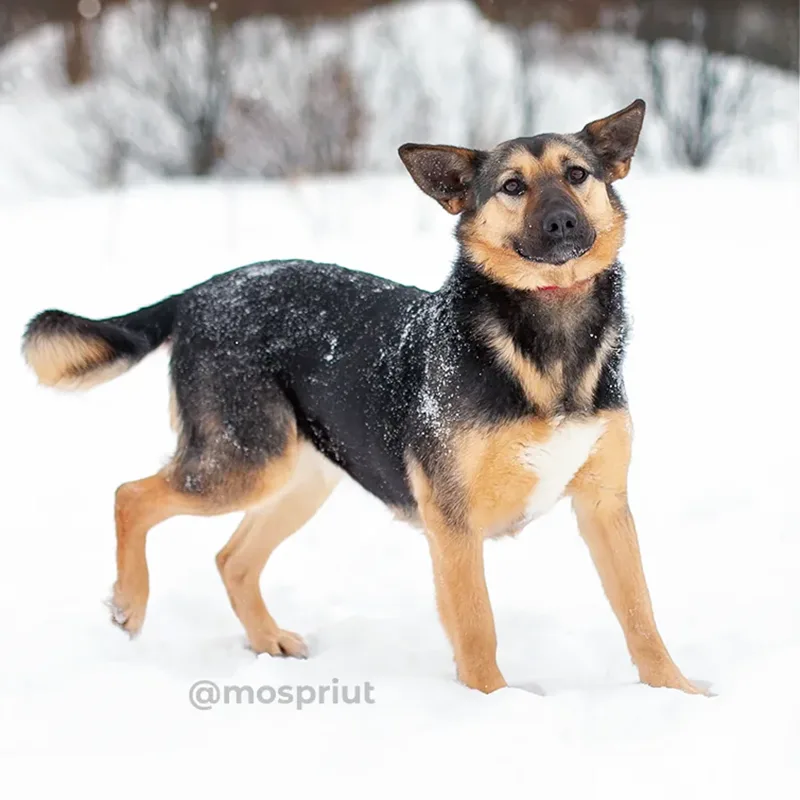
[646,39,757,168]
[93,0,234,177]
[224,26,366,178]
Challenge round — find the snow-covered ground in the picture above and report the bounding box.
[1,172,798,796]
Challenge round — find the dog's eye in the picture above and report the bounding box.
[500,179,525,196]
[566,166,588,185]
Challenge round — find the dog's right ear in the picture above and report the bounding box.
[579,99,646,182]
[398,144,484,214]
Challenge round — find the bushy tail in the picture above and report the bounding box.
[22,294,181,391]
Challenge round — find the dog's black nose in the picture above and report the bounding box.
[542,207,578,240]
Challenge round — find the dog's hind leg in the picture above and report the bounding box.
[215,443,341,656]
[111,474,192,635]
[110,418,302,637]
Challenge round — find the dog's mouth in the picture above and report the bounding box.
[513,242,592,266]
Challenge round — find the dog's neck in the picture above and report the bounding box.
[442,251,627,415]
[448,251,623,332]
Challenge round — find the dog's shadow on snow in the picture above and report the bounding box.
[508,680,547,696]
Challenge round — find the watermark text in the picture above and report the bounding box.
[189,678,376,711]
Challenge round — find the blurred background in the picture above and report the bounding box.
[0,0,797,199]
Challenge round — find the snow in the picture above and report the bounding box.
[1,172,799,796]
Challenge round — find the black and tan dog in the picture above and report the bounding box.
[22,99,701,695]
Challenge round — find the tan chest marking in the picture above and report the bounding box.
[451,416,606,537]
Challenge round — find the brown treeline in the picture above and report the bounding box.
[2,1,797,76]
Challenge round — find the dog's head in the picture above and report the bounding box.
[399,100,645,292]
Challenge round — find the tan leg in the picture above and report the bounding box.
[111,437,302,637]
[216,447,341,656]
[409,460,505,693]
[572,493,700,693]
[425,521,506,693]
[112,475,200,635]
[569,410,701,694]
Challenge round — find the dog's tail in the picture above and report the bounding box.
[22,294,182,391]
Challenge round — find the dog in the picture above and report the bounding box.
[22,99,701,695]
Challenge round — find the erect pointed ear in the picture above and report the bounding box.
[398,144,484,214]
[579,99,646,182]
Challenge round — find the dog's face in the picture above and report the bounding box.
[399,100,645,291]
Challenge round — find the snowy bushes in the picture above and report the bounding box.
[646,41,759,169]
[0,0,796,194]
[90,2,368,179]
[93,2,234,178]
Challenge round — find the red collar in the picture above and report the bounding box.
[536,277,593,293]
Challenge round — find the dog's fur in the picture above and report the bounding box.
[22,100,701,694]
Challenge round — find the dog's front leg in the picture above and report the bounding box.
[572,492,700,692]
[569,411,701,694]
[425,520,506,693]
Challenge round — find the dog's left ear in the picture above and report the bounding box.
[398,144,484,214]
[579,99,646,182]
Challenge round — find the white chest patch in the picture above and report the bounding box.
[520,417,607,519]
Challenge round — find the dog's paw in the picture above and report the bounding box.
[687,678,716,696]
[250,629,309,659]
[640,669,710,696]
[457,668,507,694]
[106,590,146,637]
[672,678,708,696]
